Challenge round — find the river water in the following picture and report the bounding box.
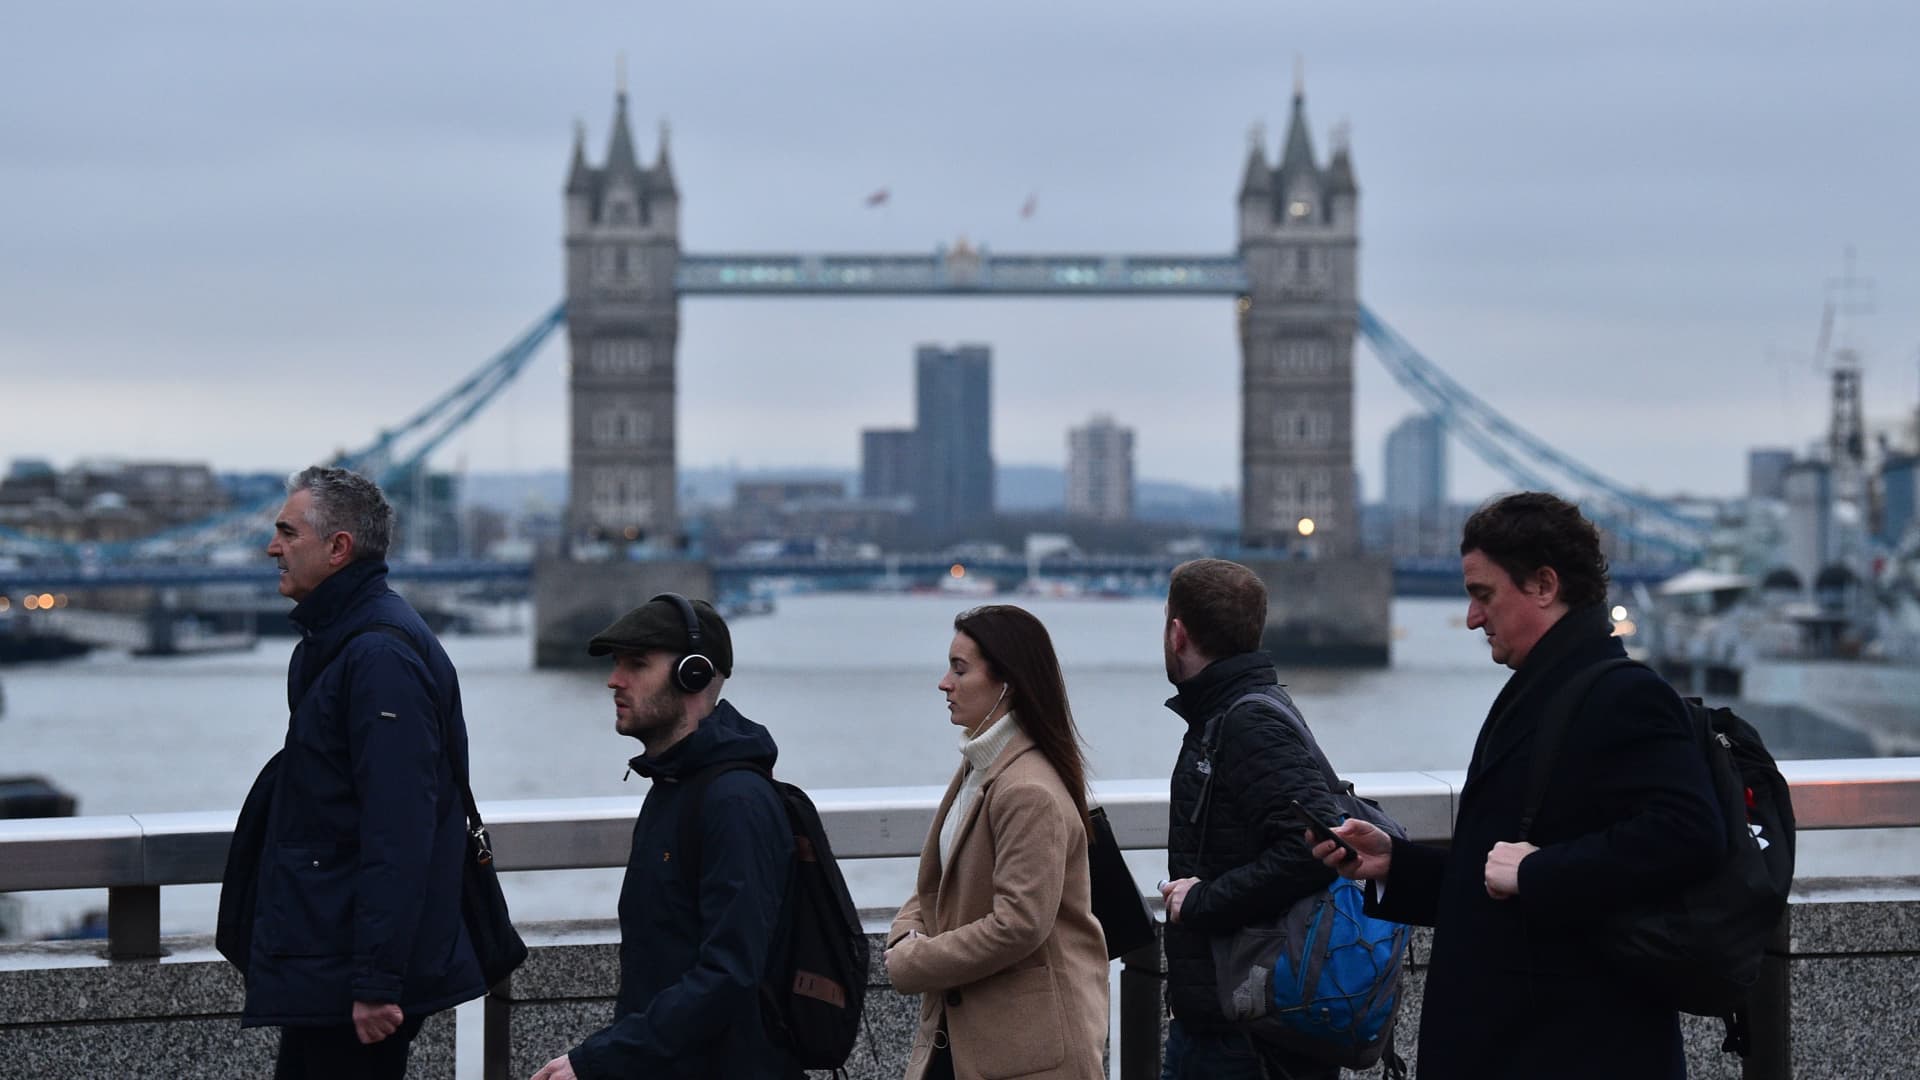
[1,592,1913,942]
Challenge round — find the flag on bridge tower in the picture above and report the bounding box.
[1020,193,1037,219]
[864,188,890,208]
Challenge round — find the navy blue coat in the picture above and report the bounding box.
[568,700,799,1080]
[240,558,486,1027]
[1370,605,1725,1078]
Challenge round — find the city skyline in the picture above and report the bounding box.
[5,3,1918,504]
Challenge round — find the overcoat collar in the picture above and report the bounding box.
[1461,604,1614,799]
[916,725,1039,917]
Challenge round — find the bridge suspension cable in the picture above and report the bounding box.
[4,304,567,563]
[1356,305,1707,561]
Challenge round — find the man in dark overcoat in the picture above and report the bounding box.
[1314,492,1725,1078]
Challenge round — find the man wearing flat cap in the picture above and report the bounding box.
[532,594,800,1080]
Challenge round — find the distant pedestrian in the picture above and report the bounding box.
[886,604,1109,1080]
[1312,492,1725,1078]
[223,466,486,1078]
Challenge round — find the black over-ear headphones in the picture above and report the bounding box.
[652,592,717,694]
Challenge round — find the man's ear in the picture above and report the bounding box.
[1168,617,1189,652]
[1525,565,1562,608]
[326,530,357,569]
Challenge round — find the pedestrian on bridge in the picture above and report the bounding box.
[1311,492,1725,1078]
[219,466,487,1078]
[885,604,1109,1080]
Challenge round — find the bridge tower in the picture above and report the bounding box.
[1235,81,1388,665]
[563,89,682,544]
[1236,83,1360,554]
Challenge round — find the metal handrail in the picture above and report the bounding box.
[3,761,1915,896]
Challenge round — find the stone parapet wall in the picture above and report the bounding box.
[2,884,1914,1078]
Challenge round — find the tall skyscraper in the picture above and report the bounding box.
[1384,413,1446,513]
[861,428,918,501]
[1066,414,1135,521]
[915,344,994,534]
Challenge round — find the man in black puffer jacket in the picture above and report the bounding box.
[1158,558,1344,1080]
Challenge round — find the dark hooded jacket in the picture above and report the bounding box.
[240,558,486,1026]
[568,700,799,1080]
[1369,605,1725,1079]
[1163,652,1339,1032]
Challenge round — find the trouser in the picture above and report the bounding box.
[274,1014,426,1080]
[1159,1018,1339,1080]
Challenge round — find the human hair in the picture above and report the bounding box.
[1459,491,1609,608]
[952,605,1092,837]
[287,466,395,562]
[1166,558,1267,660]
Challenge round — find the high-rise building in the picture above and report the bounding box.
[861,428,918,501]
[1383,413,1446,514]
[915,344,994,534]
[1066,414,1135,521]
[1747,448,1793,501]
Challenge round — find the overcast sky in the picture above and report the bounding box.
[4,2,1917,502]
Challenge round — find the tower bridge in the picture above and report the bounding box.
[3,84,1708,666]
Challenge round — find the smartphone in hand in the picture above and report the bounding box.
[1290,799,1358,862]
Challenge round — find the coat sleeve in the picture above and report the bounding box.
[885,778,1071,994]
[343,637,445,1004]
[568,778,794,1077]
[1367,839,1447,926]
[1177,703,1336,931]
[889,891,927,949]
[1516,671,1726,927]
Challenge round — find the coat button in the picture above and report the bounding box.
[311,860,320,868]
[945,990,962,1007]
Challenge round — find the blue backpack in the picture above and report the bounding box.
[1203,690,1411,1077]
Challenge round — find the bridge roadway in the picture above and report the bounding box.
[0,554,1685,595]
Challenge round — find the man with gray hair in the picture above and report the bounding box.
[222,466,487,1076]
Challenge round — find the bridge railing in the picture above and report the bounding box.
[3,759,1917,961]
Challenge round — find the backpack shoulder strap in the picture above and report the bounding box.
[1517,656,1643,841]
[675,760,776,883]
[1229,687,1345,796]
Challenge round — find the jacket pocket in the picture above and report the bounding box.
[261,843,354,957]
[955,964,1068,1079]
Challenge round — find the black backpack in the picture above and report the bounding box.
[1522,657,1796,1055]
[678,761,871,1073]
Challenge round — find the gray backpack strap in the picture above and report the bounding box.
[1231,688,1344,797]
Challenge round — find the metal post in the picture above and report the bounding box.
[1118,933,1165,1080]
[1742,910,1792,1080]
[106,885,163,960]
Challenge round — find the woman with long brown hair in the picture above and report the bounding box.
[884,604,1109,1080]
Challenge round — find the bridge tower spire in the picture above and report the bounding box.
[562,84,683,546]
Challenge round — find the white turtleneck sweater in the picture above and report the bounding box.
[938,711,1020,869]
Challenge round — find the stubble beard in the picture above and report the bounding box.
[617,682,685,743]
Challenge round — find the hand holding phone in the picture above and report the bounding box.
[1291,799,1357,863]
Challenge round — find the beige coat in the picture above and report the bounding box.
[886,729,1110,1080]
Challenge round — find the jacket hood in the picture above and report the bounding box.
[627,699,778,780]
[1164,651,1280,729]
